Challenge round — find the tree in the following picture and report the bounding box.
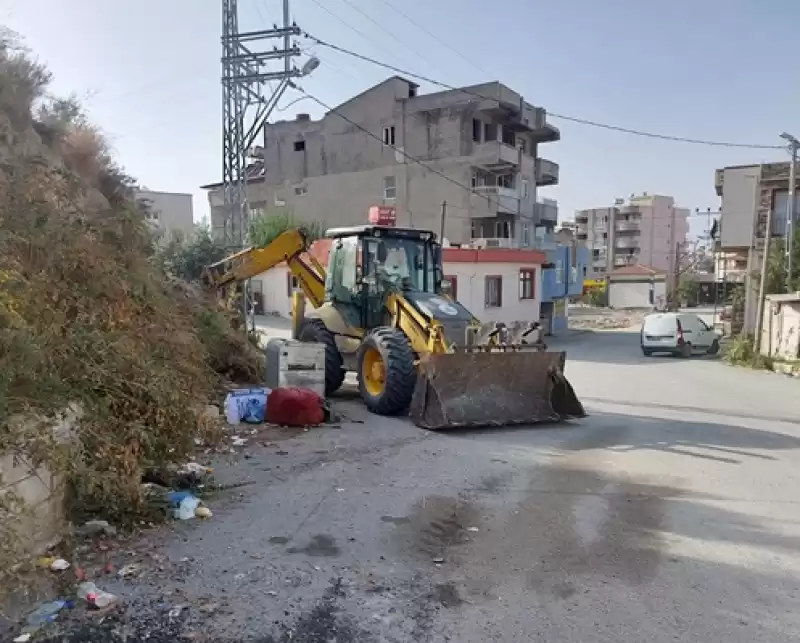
[762,229,800,295]
[155,221,227,281]
[249,210,324,249]
[677,275,699,304]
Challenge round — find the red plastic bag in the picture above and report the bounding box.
[266,387,325,427]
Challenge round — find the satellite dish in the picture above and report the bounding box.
[301,56,320,76]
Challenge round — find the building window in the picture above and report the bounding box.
[293,140,305,152]
[497,174,513,189]
[522,223,530,246]
[472,118,482,142]
[519,269,535,299]
[444,275,458,300]
[382,126,396,146]
[274,194,286,207]
[521,179,529,199]
[555,260,564,284]
[383,176,396,200]
[517,137,527,154]
[484,122,496,142]
[294,185,308,196]
[485,275,502,308]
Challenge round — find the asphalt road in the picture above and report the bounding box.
[51,329,800,642]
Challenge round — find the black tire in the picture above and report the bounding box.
[707,339,720,356]
[642,348,653,356]
[356,327,416,416]
[297,319,345,396]
[677,342,692,358]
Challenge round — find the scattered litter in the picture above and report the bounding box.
[225,387,270,424]
[75,567,87,582]
[335,488,345,492]
[168,605,187,621]
[180,462,213,477]
[167,491,201,520]
[266,590,278,597]
[467,527,480,532]
[77,519,117,537]
[14,633,32,642]
[36,556,56,569]
[118,564,140,579]
[24,599,70,630]
[432,557,445,564]
[78,582,117,609]
[231,436,247,447]
[194,506,213,519]
[276,450,288,456]
[49,558,70,572]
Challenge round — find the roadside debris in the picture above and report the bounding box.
[117,564,140,579]
[267,387,326,427]
[77,581,118,609]
[194,506,213,519]
[167,491,201,520]
[76,519,117,538]
[49,558,70,572]
[224,387,271,424]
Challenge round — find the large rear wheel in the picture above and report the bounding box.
[297,319,345,395]
[357,327,416,415]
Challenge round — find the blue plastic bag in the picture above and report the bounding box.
[224,388,270,424]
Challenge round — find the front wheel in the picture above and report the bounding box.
[642,347,653,356]
[677,342,692,358]
[356,327,416,416]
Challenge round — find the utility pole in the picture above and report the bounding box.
[780,132,799,292]
[673,241,681,309]
[439,201,447,242]
[754,193,775,353]
[221,0,315,327]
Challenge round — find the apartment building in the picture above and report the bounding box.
[575,193,689,278]
[203,76,561,246]
[714,162,799,332]
[134,189,195,241]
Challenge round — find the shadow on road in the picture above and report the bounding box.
[444,408,800,467]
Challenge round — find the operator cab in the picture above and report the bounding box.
[323,225,443,329]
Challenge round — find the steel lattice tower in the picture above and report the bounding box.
[221,0,301,249]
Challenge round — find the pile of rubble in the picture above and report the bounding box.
[570,307,648,331]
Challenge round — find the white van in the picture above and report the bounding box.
[640,312,721,357]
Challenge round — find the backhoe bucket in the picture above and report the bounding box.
[409,350,585,430]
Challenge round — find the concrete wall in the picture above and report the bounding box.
[207,77,560,246]
[443,261,541,323]
[1,407,79,563]
[718,166,760,247]
[135,189,195,240]
[760,296,800,360]
[608,279,667,309]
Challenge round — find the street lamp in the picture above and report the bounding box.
[780,132,799,292]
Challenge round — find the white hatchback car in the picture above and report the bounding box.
[640,312,721,358]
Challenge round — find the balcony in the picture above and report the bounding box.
[615,219,640,232]
[471,141,520,170]
[614,255,636,267]
[470,185,519,217]
[535,158,559,186]
[471,237,517,249]
[534,199,558,224]
[576,222,588,235]
[615,236,640,249]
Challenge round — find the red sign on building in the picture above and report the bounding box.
[368,205,397,226]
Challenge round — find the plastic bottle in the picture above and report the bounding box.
[77,582,117,608]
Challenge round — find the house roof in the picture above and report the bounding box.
[608,263,667,278]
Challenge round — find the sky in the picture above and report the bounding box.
[2,0,798,241]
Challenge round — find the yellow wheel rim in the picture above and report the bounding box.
[362,347,386,396]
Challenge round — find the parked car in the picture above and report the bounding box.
[640,312,721,357]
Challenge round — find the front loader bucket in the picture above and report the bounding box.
[409,351,586,430]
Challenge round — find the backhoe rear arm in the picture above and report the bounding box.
[202,229,326,309]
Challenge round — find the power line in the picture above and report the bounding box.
[302,0,408,69]
[374,0,492,77]
[290,83,498,208]
[334,0,435,71]
[302,33,785,151]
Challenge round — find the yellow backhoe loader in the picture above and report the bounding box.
[203,225,585,430]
